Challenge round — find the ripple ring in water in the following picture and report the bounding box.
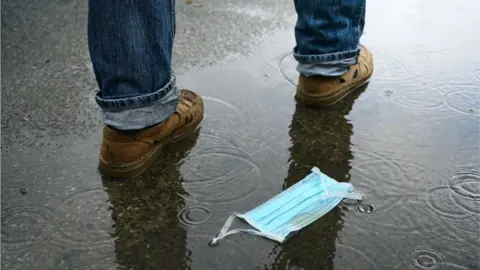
[180,130,261,205]
[449,171,480,201]
[53,186,114,250]
[177,206,210,227]
[349,148,414,213]
[473,69,480,82]
[356,203,377,214]
[344,155,476,245]
[201,96,245,131]
[277,53,298,87]
[414,184,480,248]
[379,83,444,112]
[446,169,480,221]
[372,58,419,82]
[443,88,480,116]
[202,96,241,118]
[422,186,478,223]
[406,247,445,270]
[1,203,56,254]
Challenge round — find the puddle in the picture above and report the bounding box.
[179,129,262,205]
[1,204,55,253]
[178,206,211,227]
[406,248,445,270]
[356,203,377,214]
[2,0,480,269]
[1,189,58,255]
[443,86,480,116]
[372,58,419,82]
[53,184,114,250]
[379,83,445,112]
[449,170,480,201]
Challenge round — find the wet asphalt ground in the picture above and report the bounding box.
[2,0,480,269]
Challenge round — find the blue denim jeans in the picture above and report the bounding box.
[88,0,178,130]
[88,0,365,130]
[294,0,366,77]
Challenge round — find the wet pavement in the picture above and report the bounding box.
[2,0,480,269]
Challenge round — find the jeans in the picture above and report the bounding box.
[88,0,178,130]
[294,0,366,77]
[88,0,366,130]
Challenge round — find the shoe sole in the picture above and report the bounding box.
[98,114,204,179]
[295,74,372,107]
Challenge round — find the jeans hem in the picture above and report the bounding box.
[101,86,179,130]
[95,75,177,111]
[293,47,360,64]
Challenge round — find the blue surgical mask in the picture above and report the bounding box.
[210,167,364,244]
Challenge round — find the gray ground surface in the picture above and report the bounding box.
[1,0,296,152]
[2,0,480,269]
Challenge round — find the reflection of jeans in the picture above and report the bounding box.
[88,0,365,130]
[102,130,200,269]
[273,86,367,269]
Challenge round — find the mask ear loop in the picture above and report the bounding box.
[210,213,238,246]
[209,213,283,246]
[211,167,365,246]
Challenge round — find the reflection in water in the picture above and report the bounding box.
[102,131,200,270]
[99,84,367,270]
[270,85,368,269]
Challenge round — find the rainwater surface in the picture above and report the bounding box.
[1,0,479,269]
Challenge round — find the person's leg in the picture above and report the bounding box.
[88,0,204,178]
[293,0,373,106]
[88,0,178,130]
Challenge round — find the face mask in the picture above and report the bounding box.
[210,167,364,245]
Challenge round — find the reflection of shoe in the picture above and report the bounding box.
[295,45,374,107]
[98,89,204,178]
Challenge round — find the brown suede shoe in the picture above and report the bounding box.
[98,89,204,178]
[295,45,374,107]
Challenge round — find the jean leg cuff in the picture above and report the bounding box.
[96,76,179,130]
[293,47,360,64]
